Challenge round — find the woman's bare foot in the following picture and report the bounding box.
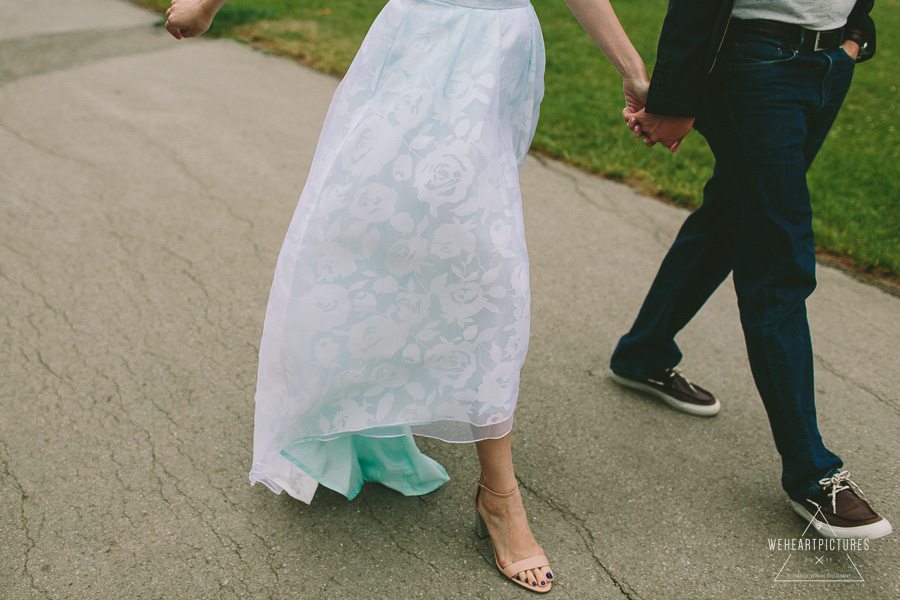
[474,434,553,591]
[476,479,554,589]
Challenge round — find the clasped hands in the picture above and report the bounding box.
[624,110,694,154]
[621,38,860,154]
[622,76,693,154]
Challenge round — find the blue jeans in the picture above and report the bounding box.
[610,31,856,499]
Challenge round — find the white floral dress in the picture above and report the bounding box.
[250,0,545,503]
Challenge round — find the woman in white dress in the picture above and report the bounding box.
[166,0,648,592]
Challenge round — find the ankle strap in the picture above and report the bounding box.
[478,476,518,497]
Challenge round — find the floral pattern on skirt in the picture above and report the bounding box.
[251,0,544,503]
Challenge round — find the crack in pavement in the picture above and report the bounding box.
[359,496,439,574]
[531,154,674,252]
[532,154,612,214]
[815,355,900,417]
[0,121,96,170]
[100,118,264,265]
[517,475,640,600]
[92,352,277,592]
[0,440,50,599]
[165,147,264,261]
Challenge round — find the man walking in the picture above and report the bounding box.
[611,0,892,539]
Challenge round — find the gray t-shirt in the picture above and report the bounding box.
[733,0,856,30]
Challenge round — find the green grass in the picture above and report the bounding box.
[141,0,900,279]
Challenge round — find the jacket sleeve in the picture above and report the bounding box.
[846,0,876,62]
[645,0,731,117]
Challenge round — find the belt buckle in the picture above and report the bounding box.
[812,31,825,52]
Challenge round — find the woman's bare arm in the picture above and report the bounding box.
[564,0,649,111]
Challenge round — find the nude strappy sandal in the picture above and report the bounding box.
[473,476,553,593]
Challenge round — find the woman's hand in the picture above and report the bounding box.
[165,0,226,40]
[622,74,649,114]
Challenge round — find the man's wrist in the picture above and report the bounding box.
[841,40,860,60]
[844,30,869,61]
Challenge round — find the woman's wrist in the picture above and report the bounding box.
[619,57,649,86]
[201,0,228,17]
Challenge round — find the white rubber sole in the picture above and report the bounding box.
[790,500,894,540]
[609,373,721,417]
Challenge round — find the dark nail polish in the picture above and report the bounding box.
[531,581,537,586]
[546,573,553,580]
[540,581,547,586]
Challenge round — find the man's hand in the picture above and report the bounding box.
[622,107,694,153]
[165,0,223,40]
[841,39,860,60]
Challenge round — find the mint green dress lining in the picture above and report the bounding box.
[281,433,450,500]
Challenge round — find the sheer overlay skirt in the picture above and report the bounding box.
[250,0,544,503]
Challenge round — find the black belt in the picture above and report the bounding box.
[728,18,844,52]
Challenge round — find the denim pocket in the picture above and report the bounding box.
[722,36,798,70]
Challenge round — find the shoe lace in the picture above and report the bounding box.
[667,368,699,394]
[817,470,867,513]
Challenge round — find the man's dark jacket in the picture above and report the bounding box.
[646,0,877,117]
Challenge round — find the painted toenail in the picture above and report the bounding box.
[531,581,537,586]
[516,575,521,581]
[540,581,546,586]
[546,573,553,580]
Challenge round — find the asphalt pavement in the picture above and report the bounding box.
[1,0,898,598]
